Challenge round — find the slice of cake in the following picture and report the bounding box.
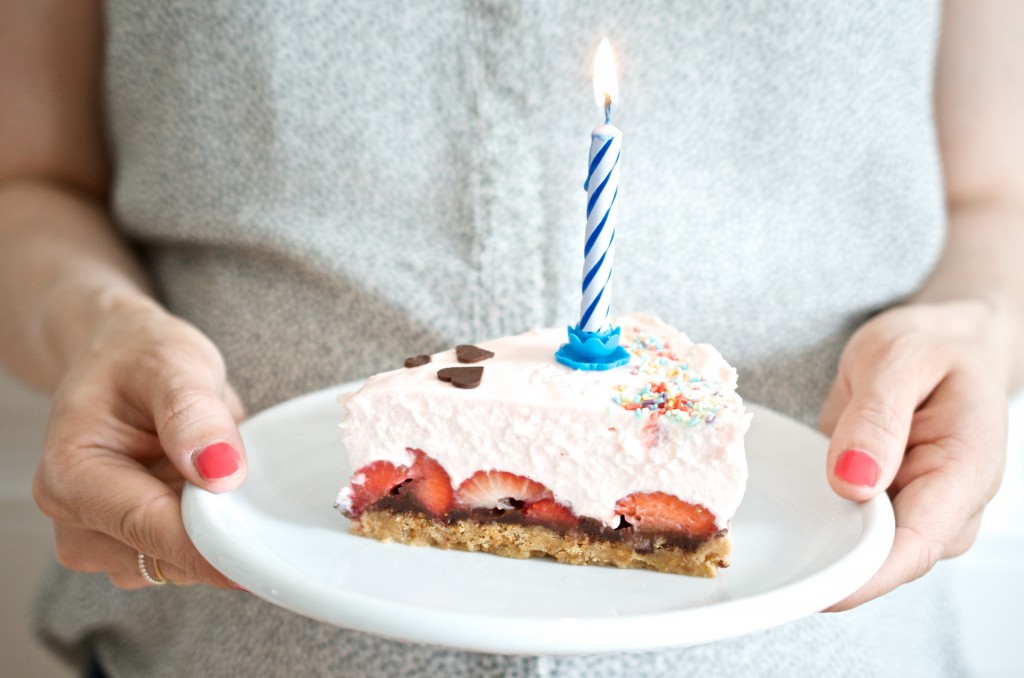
[335,313,750,577]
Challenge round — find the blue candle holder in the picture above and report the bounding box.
[554,324,631,371]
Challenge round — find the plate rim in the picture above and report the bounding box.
[183,382,895,654]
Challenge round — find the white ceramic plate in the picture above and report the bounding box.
[182,382,894,655]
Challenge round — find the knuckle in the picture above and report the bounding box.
[117,492,175,555]
[31,454,77,524]
[161,386,207,429]
[159,385,220,440]
[850,326,947,383]
[946,530,979,559]
[34,433,103,527]
[980,454,1006,504]
[902,525,944,578]
[54,542,103,573]
[148,330,224,382]
[53,540,84,571]
[884,332,925,362]
[31,467,61,520]
[134,340,185,386]
[53,529,110,573]
[851,399,906,445]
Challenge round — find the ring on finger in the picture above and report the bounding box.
[137,552,166,586]
[152,556,168,583]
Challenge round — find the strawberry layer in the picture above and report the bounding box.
[338,313,750,530]
[337,455,724,548]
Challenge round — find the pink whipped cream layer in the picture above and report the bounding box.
[338,313,750,529]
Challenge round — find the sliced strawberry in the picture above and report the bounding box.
[455,470,552,511]
[404,449,454,517]
[613,492,718,539]
[343,460,410,517]
[522,498,578,528]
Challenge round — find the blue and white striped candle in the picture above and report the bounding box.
[580,39,621,333]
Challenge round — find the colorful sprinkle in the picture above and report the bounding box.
[608,327,737,428]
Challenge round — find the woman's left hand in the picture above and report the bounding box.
[818,299,1009,611]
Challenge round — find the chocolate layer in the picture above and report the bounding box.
[365,494,725,554]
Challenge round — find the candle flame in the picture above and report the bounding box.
[593,38,619,116]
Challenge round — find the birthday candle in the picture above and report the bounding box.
[580,39,621,333]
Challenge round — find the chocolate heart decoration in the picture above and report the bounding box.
[404,354,432,368]
[437,366,484,389]
[455,344,495,363]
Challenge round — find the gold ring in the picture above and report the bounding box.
[137,552,166,586]
[151,557,165,583]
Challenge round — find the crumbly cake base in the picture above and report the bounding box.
[352,509,731,577]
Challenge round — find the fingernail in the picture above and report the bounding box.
[835,449,880,487]
[194,442,241,480]
[231,583,249,592]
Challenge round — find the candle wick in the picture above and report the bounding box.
[604,94,612,124]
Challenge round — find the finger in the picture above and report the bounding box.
[110,573,200,591]
[54,522,202,588]
[54,451,236,588]
[817,376,850,437]
[827,464,955,611]
[134,551,199,587]
[148,457,186,495]
[892,371,1006,508]
[106,566,199,591]
[150,379,248,493]
[54,523,137,574]
[106,555,200,590]
[828,438,987,611]
[827,464,975,611]
[825,521,941,612]
[109,571,151,591]
[223,383,247,423]
[826,342,946,502]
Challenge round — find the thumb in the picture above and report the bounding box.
[153,381,248,493]
[825,355,934,502]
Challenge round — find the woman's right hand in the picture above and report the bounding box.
[32,298,248,589]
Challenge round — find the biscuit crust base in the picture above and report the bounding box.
[352,509,731,577]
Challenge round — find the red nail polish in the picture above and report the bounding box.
[835,449,880,487]
[194,442,240,480]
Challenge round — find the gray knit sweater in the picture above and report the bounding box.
[36,1,963,675]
